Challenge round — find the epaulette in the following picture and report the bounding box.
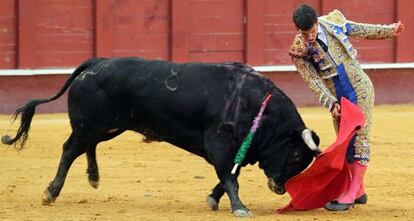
[323,9,347,26]
[288,34,308,58]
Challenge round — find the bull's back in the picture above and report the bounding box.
[110,58,232,121]
[68,57,235,152]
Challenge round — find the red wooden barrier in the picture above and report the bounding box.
[0,0,16,69]
[1,0,412,69]
[1,68,413,114]
[17,0,37,68]
[95,0,114,57]
[396,0,414,62]
[171,0,189,62]
[246,0,264,65]
[0,0,413,113]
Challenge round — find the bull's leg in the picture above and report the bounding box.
[86,147,99,189]
[204,132,253,217]
[206,183,225,210]
[220,174,253,217]
[42,133,87,205]
[86,130,125,189]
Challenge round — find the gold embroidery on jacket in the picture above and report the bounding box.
[291,57,338,111]
[288,34,308,58]
[347,21,395,40]
[289,9,395,164]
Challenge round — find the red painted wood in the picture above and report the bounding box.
[171,0,190,62]
[17,0,37,68]
[321,0,342,14]
[369,69,414,104]
[17,0,94,68]
[395,0,414,62]
[189,34,243,51]
[189,51,244,63]
[0,0,16,69]
[186,0,244,63]
[2,69,414,114]
[112,0,170,60]
[246,0,264,65]
[0,0,412,69]
[0,75,69,114]
[262,0,321,65]
[263,69,414,107]
[33,0,94,68]
[95,0,114,57]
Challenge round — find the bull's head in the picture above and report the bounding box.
[260,128,321,195]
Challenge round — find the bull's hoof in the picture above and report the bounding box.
[206,196,219,210]
[88,179,99,189]
[87,169,99,189]
[1,135,12,145]
[233,209,253,218]
[41,189,56,205]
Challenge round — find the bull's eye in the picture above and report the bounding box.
[293,151,301,162]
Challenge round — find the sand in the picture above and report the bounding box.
[1,105,413,220]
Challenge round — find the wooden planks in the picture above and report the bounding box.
[0,0,412,69]
[0,0,16,68]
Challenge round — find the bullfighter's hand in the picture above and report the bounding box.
[331,103,341,121]
[394,21,405,35]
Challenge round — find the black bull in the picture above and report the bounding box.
[2,57,321,217]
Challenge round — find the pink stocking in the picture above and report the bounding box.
[346,162,366,198]
[357,182,365,198]
[337,161,367,203]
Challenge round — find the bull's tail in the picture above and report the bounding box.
[1,58,103,149]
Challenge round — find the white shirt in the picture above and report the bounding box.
[317,23,328,45]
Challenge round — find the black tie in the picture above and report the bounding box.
[316,37,328,52]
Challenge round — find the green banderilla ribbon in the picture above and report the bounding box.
[231,93,272,175]
[231,132,254,174]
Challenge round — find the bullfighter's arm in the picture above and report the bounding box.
[289,35,338,112]
[328,10,396,40]
[346,20,396,40]
[292,57,338,112]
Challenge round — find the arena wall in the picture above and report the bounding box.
[1,66,413,114]
[0,0,413,113]
[0,0,413,69]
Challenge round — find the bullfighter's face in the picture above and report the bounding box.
[298,22,318,44]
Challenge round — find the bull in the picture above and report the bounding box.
[2,57,321,217]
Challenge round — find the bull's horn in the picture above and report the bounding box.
[301,129,321,154]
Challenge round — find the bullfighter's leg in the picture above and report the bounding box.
[206,183,225,210]
[42,132,91,205]
[325,70,374,211]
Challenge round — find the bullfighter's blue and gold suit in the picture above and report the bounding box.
[289,10,396,165]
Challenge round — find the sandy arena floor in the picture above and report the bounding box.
[0,105,413,221]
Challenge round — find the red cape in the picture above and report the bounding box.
[278,98,365,213]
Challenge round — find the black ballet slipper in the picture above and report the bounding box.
[354,193,368,204]
[324,200,354,211]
